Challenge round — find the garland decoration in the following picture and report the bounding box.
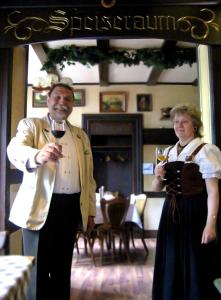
[42,45,196,71]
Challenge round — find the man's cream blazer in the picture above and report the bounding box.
[7,115,96,231]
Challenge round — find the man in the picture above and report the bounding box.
[7,83,96,300]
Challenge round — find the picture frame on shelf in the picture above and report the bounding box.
[136,94,152,112]
[100,91,127,112]
[73,89,85,106]
[32,89,49,107]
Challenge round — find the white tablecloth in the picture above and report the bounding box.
[214,278,221,294]
[95,203,143,228]
[0,255,35,300]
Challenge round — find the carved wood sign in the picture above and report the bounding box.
[0,2,221,46]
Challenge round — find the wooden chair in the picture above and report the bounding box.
[96,196,130,265]
[129,194,148,254]
[75,226,96,266]
[0,231,8,253]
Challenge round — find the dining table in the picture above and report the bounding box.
[0,255,35,300]
[214,278,221,294]
[94,193,149,254]
[95,199,143,229]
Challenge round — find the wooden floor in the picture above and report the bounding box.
[71,238,156,300]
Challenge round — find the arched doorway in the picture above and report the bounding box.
[1,0,221,250]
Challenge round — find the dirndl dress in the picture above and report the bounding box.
[152,155,221,300]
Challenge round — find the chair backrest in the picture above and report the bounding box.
[133,194,147,219]
[100,196,129,228]
[0,231,8,252]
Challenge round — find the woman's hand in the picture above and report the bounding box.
[154,163,166,179]
[201,222,217,244]
[152,163,166,191]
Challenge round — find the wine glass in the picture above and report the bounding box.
[51,119,66,142]
[156,147,167,180]
[156,147,167,164]
[51,119,66,163]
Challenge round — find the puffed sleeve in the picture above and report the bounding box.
[196,144,221,179]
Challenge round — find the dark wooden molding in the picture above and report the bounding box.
[144,191,166,197]
[0,4,221,46]
[147,68,164,85]
[147,40,177,85]
[98,63,109,86]
[143,128,178,145]
[192,78,198,86]
[97,40,109,86]
[68,82,196,86]
[208,45,221,148]
[0,1,219,8]
[0,48,13,231]
[83,113,143,195]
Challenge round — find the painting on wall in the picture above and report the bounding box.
[160,107,172,120]
[136,94,152,112]
[100,91,127,112]
[73,89,85,106]
[32,89,49,107]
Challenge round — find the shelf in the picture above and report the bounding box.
[83,114,143,196]
[92,145,132,149]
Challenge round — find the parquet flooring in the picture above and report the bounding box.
[71,238,156,300]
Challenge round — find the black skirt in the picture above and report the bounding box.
[152,193,221,300]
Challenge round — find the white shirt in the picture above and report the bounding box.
[165,137,221,179]
[27,122,81,194]
[53,124,81,194]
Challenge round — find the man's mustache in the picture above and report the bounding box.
[54,105,70,112]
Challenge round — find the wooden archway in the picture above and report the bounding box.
[1,0,221,237]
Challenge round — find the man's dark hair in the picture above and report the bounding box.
[48,83,73,97]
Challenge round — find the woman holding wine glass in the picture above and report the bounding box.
[7,82,96,300]
[152,104,221,300]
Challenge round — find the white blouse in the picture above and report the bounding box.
[164,137,221,179]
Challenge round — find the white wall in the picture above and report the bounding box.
[144,197,165,230]
[198,45,212,143]
[26,84,198,230]
[27,84,198,128]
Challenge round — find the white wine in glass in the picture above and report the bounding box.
[156,147,167,164]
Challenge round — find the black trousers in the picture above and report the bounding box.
[23,193,81,300]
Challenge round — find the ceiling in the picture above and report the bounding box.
[28,38,198,86]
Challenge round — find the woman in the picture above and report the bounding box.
[152,104,221,300]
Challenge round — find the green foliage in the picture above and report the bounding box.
[42,45,196,71]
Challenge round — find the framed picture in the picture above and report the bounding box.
[136,94,152,112]
[32,89,49,107]
[73,89,85,106]
[100,91,127,112]
[143,163,154,175]
[160,107,172,120]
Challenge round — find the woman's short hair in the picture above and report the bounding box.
[48,83,73,97]
[170,104,203,138]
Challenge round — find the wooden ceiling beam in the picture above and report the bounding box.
[147,67,164,85]
[192,78,198,86]
[147,40,177,85]
[97,40,109,86]
[31,44,60,79]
